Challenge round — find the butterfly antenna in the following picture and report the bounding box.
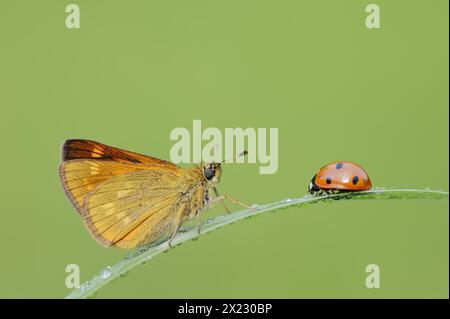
[222,150,248,164]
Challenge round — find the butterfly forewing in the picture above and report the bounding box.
[62,139,177,166]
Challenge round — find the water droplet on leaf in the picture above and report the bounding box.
[79,281,90,291]
[100,266,112,279]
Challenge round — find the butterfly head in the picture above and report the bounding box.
[202,162,222,184]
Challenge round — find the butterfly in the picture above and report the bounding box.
[59,139,252,249]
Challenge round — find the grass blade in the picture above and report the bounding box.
[66,188,448,299]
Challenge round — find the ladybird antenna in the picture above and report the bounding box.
[222,150,248,164]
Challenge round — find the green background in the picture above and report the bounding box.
[0,0,448,298]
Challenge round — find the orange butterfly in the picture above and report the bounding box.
[59,139,251,249]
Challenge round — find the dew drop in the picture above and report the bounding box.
[100,266,112,279]
[136,247,147,255]
[79,281,90,291]
[283,198,293,203]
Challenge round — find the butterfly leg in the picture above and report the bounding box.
[224,195,256,211]
[197,211,202,235]
[168,224,180,248]
[211,194,256,212]
[213,187,231,214]
[168,204,188,248]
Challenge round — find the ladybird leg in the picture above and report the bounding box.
[331,190,341,200]
[312,190,322,196]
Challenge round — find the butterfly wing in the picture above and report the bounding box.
[61,139,177,165]
[59,140,180,214]
[59,139,205,249]
[82,169,196,249]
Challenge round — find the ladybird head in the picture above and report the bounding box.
[308,175,320,194]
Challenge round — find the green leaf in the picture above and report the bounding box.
[65,188,448,299]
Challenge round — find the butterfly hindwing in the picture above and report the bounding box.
[82,168,203,248]
[59,159,152,214]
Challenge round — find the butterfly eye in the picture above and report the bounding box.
[204,168,215,180]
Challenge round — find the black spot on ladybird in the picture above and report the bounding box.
[336,163,343,169]
[352,176,359,185]
[326,177,332,184]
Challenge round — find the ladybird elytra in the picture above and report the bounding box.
[308,161,372,194]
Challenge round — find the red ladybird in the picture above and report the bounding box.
[308,161,372,194]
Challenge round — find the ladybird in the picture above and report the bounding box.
[308,161,372,195]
